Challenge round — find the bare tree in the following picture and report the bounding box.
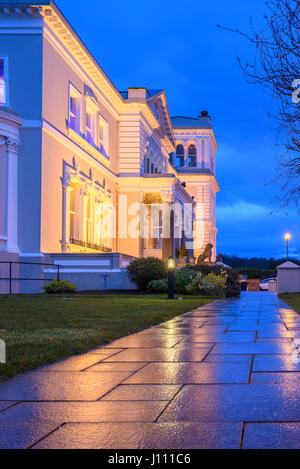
[218,0,300,209]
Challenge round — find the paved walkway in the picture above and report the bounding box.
[0,292,299,449]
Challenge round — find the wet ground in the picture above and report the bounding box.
[0,292,299,449]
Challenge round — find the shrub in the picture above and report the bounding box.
[147,279,168,293]
[147,266,198,294]
[44,280,76,293]
[186,272,227,296]
[128,257,167,291]
[193,264,241,297]
[174,266,197,293]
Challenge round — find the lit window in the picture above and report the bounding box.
[188,144,197,167]
[86,111,93,145]
[69,84,81,133]
[69,182,78,240]
[98,115,109,156]
[176,144,184,167]
[0,56,8,106]
[86,193,92,242]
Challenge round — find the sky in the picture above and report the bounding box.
[55,0,299,260]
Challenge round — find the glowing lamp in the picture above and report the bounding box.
[168,256,176,270]
[284,233,291,260]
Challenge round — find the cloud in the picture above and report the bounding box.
[217,201,268,221]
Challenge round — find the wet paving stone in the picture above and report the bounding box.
[0,401,17,411]
[32,422,243,449]
[158,383,300,422]
[182,332,256,343]
[0,422,60,449]
[84,362,147,372]
[243,423,300,449]
[34,353,115,372]
[102,347,212,363]
[250,372,300,384]
[211,342,295,354]
[204,354,253,364]
[252,355,300,372]
[101,384,181,401]
[0,371,131,401]
[0,400,168,423]
[107,336,185,348]
[124,362,251,384]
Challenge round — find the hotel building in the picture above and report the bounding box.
[0,1,219,291]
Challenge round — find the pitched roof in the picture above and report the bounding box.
[277,261,300,269]
[0,1,51,4]
[171,115,212,129]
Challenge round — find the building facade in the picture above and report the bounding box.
[0,1,219,292]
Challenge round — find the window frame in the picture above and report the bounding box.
[0,55,9,107]
[188,144,197,168]
[176,144,185,167]
[98,114,109,156]
[68,82,81,134]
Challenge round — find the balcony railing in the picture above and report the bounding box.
[69,238,112,253]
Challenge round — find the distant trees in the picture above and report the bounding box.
[219,0,300,208]
[222,254,300,270]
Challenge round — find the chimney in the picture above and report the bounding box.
[128,88,147,100]
[198,110,211,123]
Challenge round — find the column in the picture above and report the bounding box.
[61,184,71,253]
[80,192,88,243]
[201,138,205,169]
[4,138,20,253]
[184,142,188,167]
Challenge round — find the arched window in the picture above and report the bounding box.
[188,144,197,167]
[176,144,184,167]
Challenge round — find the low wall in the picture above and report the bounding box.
[0,252,20,294]
[15,252,138,293]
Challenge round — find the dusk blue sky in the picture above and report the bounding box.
[56,0,299,259]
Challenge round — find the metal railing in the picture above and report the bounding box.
[0,261,61,294]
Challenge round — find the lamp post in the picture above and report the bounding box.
[167,256,175,299]
[285,233,291,261]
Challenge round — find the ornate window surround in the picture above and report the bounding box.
[60,157,112,253]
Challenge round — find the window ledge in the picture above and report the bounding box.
[68,127,110,167]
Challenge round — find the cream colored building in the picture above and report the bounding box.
[0,1,219,291]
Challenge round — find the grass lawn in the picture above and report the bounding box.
[279,293,300,314]
[0,293,215,382]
